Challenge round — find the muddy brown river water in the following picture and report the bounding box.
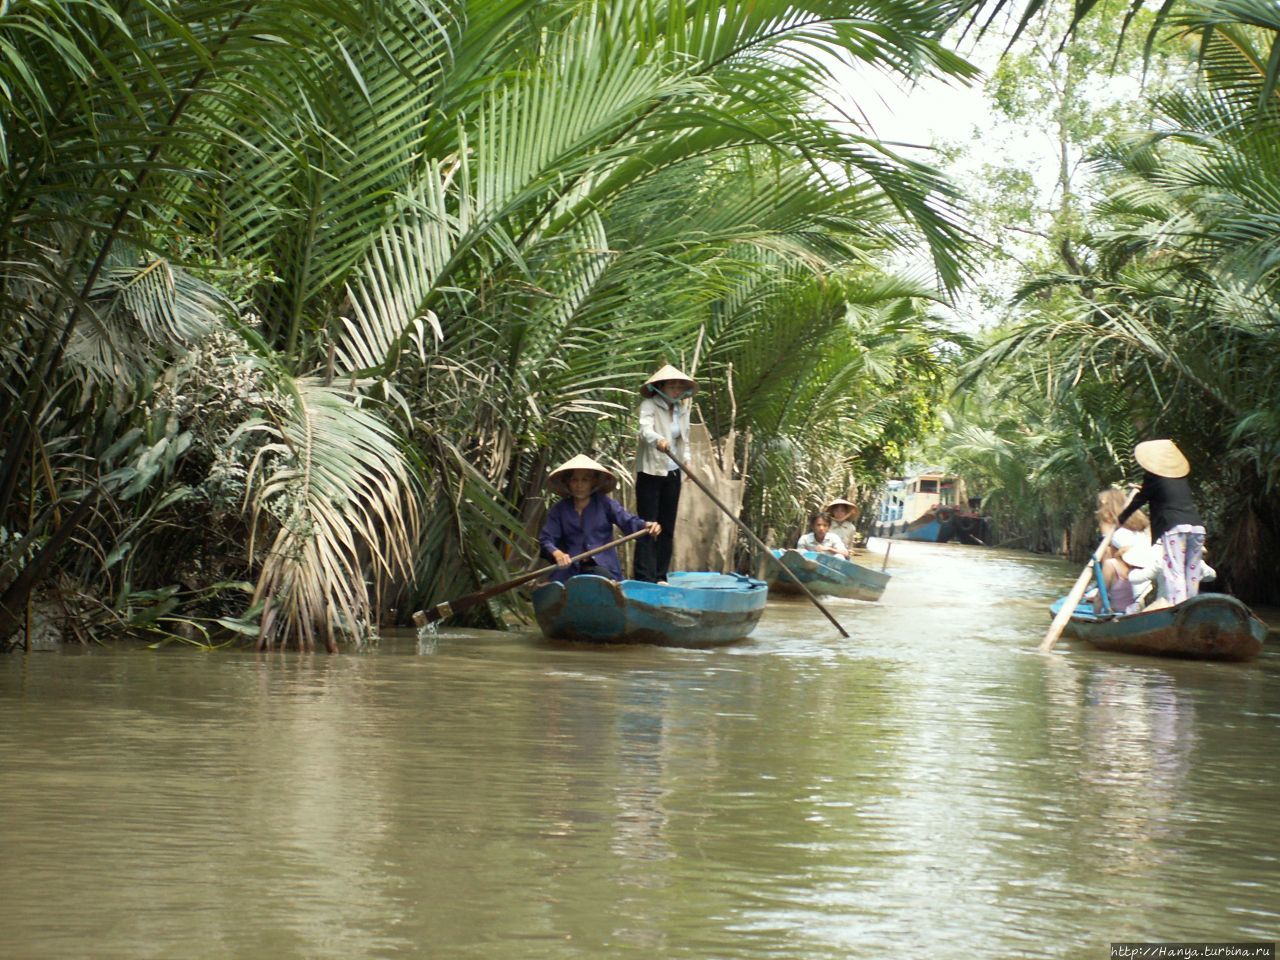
[2,539,1277,959]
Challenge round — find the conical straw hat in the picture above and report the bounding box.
[547,454,617,496]
[823,498,859,519]
[640,364,698,397]
[1134,439,1190,478]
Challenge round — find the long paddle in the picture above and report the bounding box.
[1039,536,1110,652]
[412,529,652,628]
[666,451,849,638]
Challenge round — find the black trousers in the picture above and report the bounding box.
[634,469,681,581]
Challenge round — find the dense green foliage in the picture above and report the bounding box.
[939,2,1280,602]
[0,0,981,649]
[5,0,1275,651]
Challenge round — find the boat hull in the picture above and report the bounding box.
[872,517,943,542]
[532,572,768,646]
[872,509,987,544]
[767,549,890,602]
[1049,592,1266,661]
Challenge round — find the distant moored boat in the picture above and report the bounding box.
[871,470,988,544]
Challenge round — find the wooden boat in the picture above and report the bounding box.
[767,549,890,602]
[532,572,768,646]
[871,471,988,543]
[1047,592,1267,661]
[872,503,988,543]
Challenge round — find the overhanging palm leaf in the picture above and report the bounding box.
[244,376,417,651]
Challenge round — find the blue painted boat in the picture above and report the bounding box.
[532,572,769,646]
[767,549,890,602]
[871,506,987,543]
[873,514,944,542]
[871,471,988,543]
[1048,592,1266,661]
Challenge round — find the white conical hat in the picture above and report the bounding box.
[1134,439,1190,478]
[824,498,858,517]
[640,364,698,397]
[547,454,617,496]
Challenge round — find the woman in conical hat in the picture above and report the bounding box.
[640,364,697,399]
[1115,439,1206,605]
[823,497,860,550]
[634,364,697,583]
[539,455,659,584]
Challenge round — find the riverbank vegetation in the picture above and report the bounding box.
[3,0,1277,651]
[932,2,1280,605]
[0,0,981,650]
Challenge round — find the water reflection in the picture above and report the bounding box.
[0,540,1276,959]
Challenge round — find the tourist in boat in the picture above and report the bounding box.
[824,498,861,550]
[540,455,660,583]
[1093,486,1151,611]
[1116,439,1206,606]
[796,513,848,558]
[634,364,697,584]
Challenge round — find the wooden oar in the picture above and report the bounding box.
[412,529,652,628]
[1039,536,1110,652]
[667,452,849,638]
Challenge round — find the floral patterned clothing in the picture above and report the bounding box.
[1160,524,1206,605]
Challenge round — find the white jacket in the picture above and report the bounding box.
[637,395,687,476]
[797,531,847,557]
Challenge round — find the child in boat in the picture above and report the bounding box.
[1093,486,1151,612]
[824,498,861,550]
[539,455,660,584]
[796,513,848,559]
[1116,439,1206,605]
[634,364,697,584]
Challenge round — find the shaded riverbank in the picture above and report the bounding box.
[2,540,1276,959]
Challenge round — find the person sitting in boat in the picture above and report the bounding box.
[796,513,848,559]
[824,498,861,551]
[634,364,697,584]
[1092,486,1151,612]
[1116,439,1206,606]
[539,455,660,583]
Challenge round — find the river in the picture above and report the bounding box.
[1,540,1277,959]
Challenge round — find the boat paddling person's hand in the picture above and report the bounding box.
[552,549,573,568]
[645,521,661,538]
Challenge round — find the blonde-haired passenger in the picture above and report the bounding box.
[1093,487,1151,613]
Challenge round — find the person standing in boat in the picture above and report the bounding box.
[1125,542,1218,612]
[634,364,697,584]
[1116,439,1206,606]
[540,455,660,583]
[796,513,848,559]
[824,498,861,551]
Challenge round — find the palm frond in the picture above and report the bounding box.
[244,376,417,650]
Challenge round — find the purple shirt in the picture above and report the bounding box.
[539,492,647,582]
